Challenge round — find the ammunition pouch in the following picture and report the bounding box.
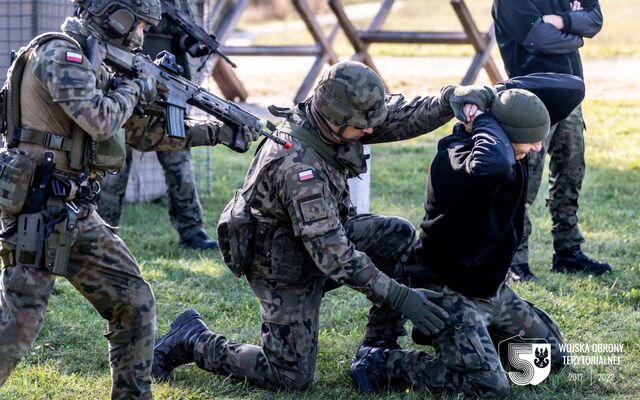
[217,189,256,277]
[0,148,36,215]
[90,128,126,171]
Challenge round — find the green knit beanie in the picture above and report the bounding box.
[491,89,550,143]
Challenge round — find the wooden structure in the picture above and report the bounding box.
[204,0,503,103]
[204,0,340,103]
[327,0,502,85]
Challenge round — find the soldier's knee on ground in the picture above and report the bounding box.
[278,368,314,391]
[474,371,510,398]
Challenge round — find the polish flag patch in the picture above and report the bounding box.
[298,169,314,181]
[65,51,83,64]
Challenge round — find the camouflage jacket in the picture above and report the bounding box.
[243,91,455,304]
[18,18,217,171]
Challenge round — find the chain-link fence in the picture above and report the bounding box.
[0,0,72,78]
[0,0,214,199]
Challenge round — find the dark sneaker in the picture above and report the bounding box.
[506,263,539,283]
[350,342,394,394]
[152,309,209,380]
[180,231,219,251]
[552,246,612,275]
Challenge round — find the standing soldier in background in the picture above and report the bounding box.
[97,0,219,250]
[492,0,611,281]
[0,0,255,398]
[151,61,498,390]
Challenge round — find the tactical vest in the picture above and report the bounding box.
[217,115,346,278]
[0,32,125,174]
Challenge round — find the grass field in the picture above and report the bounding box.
[1,96,638,399]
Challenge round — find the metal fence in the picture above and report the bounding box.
[0,0,214,199]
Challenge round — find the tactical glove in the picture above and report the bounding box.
[132,76,158,105]
[386,281,449,336]
[448,85,496,123]
[215,124,259,153]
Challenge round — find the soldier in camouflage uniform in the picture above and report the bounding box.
[350,81,585,397]
[97,0,218,250]
[151,61,499,389]
[492,0,611,281]
[0,0,255,398]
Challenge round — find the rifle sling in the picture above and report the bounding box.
[279,123,347,174]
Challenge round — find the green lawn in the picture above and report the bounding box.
[244,0,639,59]
[1,97,638,399]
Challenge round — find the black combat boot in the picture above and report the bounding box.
[506,263,539,283]
[152,309,209,380]
[551,246,612,275]
[350,338,400,393]
[180,231,219,251]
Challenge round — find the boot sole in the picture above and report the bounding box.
[155,309,202,349]
[551,265,610,276]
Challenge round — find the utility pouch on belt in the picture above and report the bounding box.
[90,128,126,171]
[44,207,77,276]
[0,148,36,214]
[217,189,256,277]
[15,212,44,267]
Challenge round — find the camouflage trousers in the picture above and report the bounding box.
[97,146,207,241]
[192,214,415,389]
[0,205,156,399]
[513,105,586,265]
[386,283,567,398]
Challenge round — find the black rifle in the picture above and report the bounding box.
[160,0,236,70]
[104,44,289,149]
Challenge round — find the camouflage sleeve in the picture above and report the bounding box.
[362,85,456,144]
[278,161,394,303]
[31,39,140,142]
[124,115,217,151]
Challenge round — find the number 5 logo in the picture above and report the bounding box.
[499,337,551,386]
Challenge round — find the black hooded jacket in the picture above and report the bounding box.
[417,73,585,298]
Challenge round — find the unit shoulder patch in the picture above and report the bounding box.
[298,195,328,223]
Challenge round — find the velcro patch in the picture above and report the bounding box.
[299,196,328,223]
[298,169,314,181]
[65,51,83,63]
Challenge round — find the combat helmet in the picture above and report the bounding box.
[312,61,387,130]
[73,0,161,46]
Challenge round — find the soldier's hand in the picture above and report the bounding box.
[215,124,258,153]
[387,282,449,336]
[132,76,158,105]
[449,85,496,123]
